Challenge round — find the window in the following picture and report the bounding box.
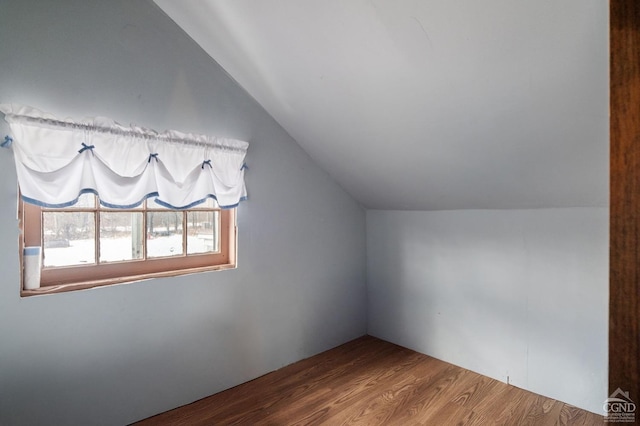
[20,194,236,293]
[1,104,248,295]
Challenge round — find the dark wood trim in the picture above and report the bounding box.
[610,0,640,406]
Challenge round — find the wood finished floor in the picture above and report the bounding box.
[135,336,604,425]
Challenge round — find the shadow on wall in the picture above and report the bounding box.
[366,209,607,413]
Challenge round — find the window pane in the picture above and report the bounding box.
[147,198,173,210]
[190,198,219,209]
[99,212,144,262]
[100,200,143,210]
[146,211,184,258]
[147,197,218,210]
[187,211,219,254]
[45,193,95,210]
[43,212,95,266]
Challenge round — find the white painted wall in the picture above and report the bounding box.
[367,208,608,414]
[156,0,609,211]
[0,0,609,422]
[0,1,366,425]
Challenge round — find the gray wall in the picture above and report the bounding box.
[0,0,608,423]
[0,1,367,424]
[367,208,608,414]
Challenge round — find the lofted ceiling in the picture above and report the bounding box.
[154,0,608,210]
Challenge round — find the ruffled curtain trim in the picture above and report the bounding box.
[0,104,248,209]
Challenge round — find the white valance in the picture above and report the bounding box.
[0,104,248,209]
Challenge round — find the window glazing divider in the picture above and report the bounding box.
[94,207,100,265]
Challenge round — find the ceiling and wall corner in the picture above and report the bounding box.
[152,1,610,415]
[154,0,608,211]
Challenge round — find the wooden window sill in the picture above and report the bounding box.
[20,262,236,297]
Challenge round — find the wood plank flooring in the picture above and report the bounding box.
[134,336,605,425]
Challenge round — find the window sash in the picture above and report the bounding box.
[20,198,236,292]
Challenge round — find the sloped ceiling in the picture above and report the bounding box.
[154,0,608,210]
